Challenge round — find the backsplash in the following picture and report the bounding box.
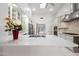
[61,19,79,34]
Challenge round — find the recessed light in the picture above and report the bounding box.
[32,8,36,11]
[25,8,31,11]
[49,8,53,11]
[12,4,17,7]
[76,14,79,17]
[40,3,47,8]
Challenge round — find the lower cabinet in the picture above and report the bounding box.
[58,33,79,53]
[73,36,79,53]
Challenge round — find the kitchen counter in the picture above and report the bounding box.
[0,35,78,56]
[0,35,78,47]
[62,32,79,45]
[59,32,79,53]
[63,32,79,37]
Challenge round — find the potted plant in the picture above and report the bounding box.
[5,16,22,40]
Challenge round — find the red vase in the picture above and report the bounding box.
[12,30,19,40]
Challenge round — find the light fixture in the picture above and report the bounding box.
[12,4,17,7]
[25,8,31,11]
[40,3,47,8]
[8,3,12,6]
[49,8,53,11]
[76,14,79,17]
[24,8,32,17]
[32,8,36,11]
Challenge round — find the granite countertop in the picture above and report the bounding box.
[63,32,79,37]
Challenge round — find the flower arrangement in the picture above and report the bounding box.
[4,16,22,31]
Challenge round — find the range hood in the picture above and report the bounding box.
[63,3,79,22]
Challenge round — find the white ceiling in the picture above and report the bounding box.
[17,3,65,15]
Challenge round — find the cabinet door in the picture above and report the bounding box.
[8,4,22,20]
[74,36,79,45]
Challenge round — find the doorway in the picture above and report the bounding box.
[54,26,58,36]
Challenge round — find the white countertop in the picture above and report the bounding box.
[0,35,78,47]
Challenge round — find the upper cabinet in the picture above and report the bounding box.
[62,3,79,22]
[56,3,73,17]
[73,3,79,12]
[56,3,79,22]
[8,3,22,20]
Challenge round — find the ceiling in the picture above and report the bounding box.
[17,3,65,15]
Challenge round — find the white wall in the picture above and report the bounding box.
[32,14,54,35]
[0,3,11,42]
[22,15,29,34]
[0,3,8,27]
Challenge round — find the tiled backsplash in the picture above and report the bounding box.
[59,19,79,34]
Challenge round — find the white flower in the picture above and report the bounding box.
[13,20,21,25]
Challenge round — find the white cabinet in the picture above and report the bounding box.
[8,4,22,20]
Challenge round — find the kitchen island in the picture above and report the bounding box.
[0,35,78,56]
